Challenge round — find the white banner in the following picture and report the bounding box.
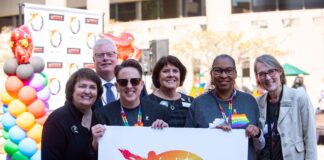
[99,126,248,160]
[23,3,103,110]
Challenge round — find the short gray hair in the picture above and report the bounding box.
[93,38,117,54]
[254,54,286,85]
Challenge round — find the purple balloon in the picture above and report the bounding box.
[29,73,45,91]
[36,87,50,102]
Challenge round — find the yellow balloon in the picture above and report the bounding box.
[8,99,27,117]
[27,123,43,143]
[1,89,14,105]
[37,143,41,150]
[16,112,35,131]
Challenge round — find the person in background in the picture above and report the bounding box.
[145,55,193,127]
[42,68,103,160]
[92,38,147,109]
[92,38,119,108]
[185,54,264,160]
[292,76,306,91]
[91,59,168,151]
[254,54,317,160]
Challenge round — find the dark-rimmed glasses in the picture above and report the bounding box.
[212,67,236,75]
[117,78,141,87]
[94,52,116,58]
[257,69,278,79]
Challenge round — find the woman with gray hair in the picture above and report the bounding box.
[254,54,317,160]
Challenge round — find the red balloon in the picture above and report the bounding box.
[10,25,33,64]
[99,32,142,62]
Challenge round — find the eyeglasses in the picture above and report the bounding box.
[117,78,141,87]
[212,67,236,75]
[94,52,116,58]
[257,69,278,79]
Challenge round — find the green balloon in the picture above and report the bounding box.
[2,130,9,139]
[12,151,29,160]
[41,72,48,86]
[4,140,18,155]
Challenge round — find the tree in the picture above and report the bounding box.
[171,30,287,69]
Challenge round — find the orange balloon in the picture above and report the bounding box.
[5,76,24,97]
[18,86,37,105]
[16,112,35,131]
[0,89,14,105]
[27,123,42,143]
[37,143,41,150]
[28,99,45,118]
[8,99,27,117]
[36,114,48,126]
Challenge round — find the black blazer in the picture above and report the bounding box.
[95,98,168,126]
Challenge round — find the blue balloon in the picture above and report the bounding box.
[2,113,16,131]
[18,138,37,157]
[30,150,41,160]
[6,154,11,160]
[8,126,26,144]
[3,104,8,113]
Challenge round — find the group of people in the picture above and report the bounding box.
[41,38,317,160]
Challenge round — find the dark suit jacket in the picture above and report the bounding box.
[95,98,168,126]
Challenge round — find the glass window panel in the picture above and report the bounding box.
[183,0,205,17]
[110,4,117,20]
[252,0,276,12]
[305,0,324,9]
[279,0,303,10]
[117,2,136,22]
[142,0,158,20]
[232,0,252,13]
[160,0,178,19]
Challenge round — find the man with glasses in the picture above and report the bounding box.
[92,38,119,109]
[92,38,147,109]
[186,54,265,160]
[91,59,169,151]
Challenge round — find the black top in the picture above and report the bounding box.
[145,93,193,127]
[95,98,169,126]
[41,101,96,160]
[260,101,283,160]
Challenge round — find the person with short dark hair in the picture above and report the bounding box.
[185,54,264,160]
[254,54,316,160]
[91,59,168,151]
[42,68,103,160]
[145,55,193,127]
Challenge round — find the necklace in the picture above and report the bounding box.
[120,105,144,126]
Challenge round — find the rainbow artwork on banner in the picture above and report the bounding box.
[231,114,250,129]
[118,149,203,160]
[1,25,50,160]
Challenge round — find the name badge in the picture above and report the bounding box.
[182,102,191,108]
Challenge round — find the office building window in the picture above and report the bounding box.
[305,0,324,9]
[232,0,252,13]
[279,0,303,10]
[160,0,179,19]
[110,2,136,22]
[252,0,276,12]
[183,0,206,17]
[142,0,158,20]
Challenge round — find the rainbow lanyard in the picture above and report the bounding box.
[120,105,144,126]
[218,100,233,126]
[210,90,236,126]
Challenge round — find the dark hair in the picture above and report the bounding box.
[152,55,187,88]
[254,54,286,85]
[292,76,305,89]
[115,59,143,78]
[210,54,236,75]
[65,68,103,102]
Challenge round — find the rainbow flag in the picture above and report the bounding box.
[231,114,250,128]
